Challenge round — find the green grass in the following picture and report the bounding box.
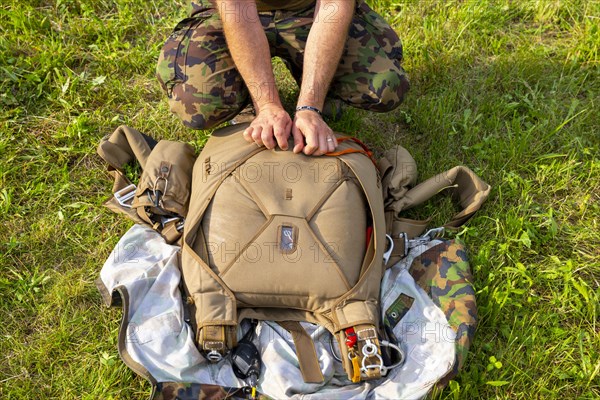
[0,0,598,398]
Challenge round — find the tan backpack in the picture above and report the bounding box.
[97,123,491,387]
[181,123,388,383]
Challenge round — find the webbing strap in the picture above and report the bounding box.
[278,321,324,384]
[325,136,377,166]
[355,324,383,380]
[161,220,183,244]
[383,166,491,266]
[391,166,491,230]
[97,126,155,223]
[200,325,227,359]
[384,213,430,267]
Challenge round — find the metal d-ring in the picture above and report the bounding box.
[206,350,223,362]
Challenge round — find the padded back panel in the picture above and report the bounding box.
[201,149,368,307]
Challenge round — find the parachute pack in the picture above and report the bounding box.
[96,123,490,399]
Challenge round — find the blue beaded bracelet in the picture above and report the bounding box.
[295,105,322,116]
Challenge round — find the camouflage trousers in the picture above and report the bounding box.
[156,0,410,129]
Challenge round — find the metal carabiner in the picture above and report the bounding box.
[422,227,445,240]
[383,234,394,265]
[406,227,446,250]
[152,176,169,208]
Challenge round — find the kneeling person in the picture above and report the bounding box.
[156,0,410,155]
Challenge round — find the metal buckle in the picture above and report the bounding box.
[159,216,185,233]
[360,339,384,375]
[398,232,410,257]
[399,227,446,257]
[114,184,136,208]
[160,215,180,226]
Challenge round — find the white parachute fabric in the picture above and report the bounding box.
[100,225,455,399]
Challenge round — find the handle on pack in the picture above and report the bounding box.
[384,166,491,267]
[97,125,156,195]
[395,166,491,229]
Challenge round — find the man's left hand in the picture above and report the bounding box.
[292,111,338,156]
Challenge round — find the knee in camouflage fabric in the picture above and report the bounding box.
[156,13,249,130]
[156,1,409,129]
[330,1,410,113]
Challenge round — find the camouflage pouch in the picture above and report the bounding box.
[408,238,475,386]
[153,382,270,400]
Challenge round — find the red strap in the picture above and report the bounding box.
[325,136,377,166]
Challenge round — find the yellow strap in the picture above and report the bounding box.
[351,354,361,383]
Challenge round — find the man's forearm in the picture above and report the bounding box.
[297,0,355,110]
[216,0,282,112]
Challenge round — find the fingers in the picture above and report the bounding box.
[302,126,319,155]
[251,125,264,147]
[261,124,275,149]
[326,134,337,153]
[243,126,254,143]
[244,108,336,154]
[292,123,305,154]
[315,131,336,156]
[311,130,326,156]
[274,118,292,151]
[244,107,291,149]
[295,113,335,156]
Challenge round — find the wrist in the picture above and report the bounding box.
[298,85,326,110]
[256,99,284,114]
[295,105,323,117]
[250,82,282,113]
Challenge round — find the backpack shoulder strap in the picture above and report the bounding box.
[98,125,156,171]
[385,165,491,266]
[397,166,491,228]
[97,125,157,223]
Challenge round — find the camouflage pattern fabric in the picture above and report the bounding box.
[408,239,477,387]
[156,0,409,129]
[153,382,271,400]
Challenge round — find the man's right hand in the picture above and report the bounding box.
[243,104,293,150]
